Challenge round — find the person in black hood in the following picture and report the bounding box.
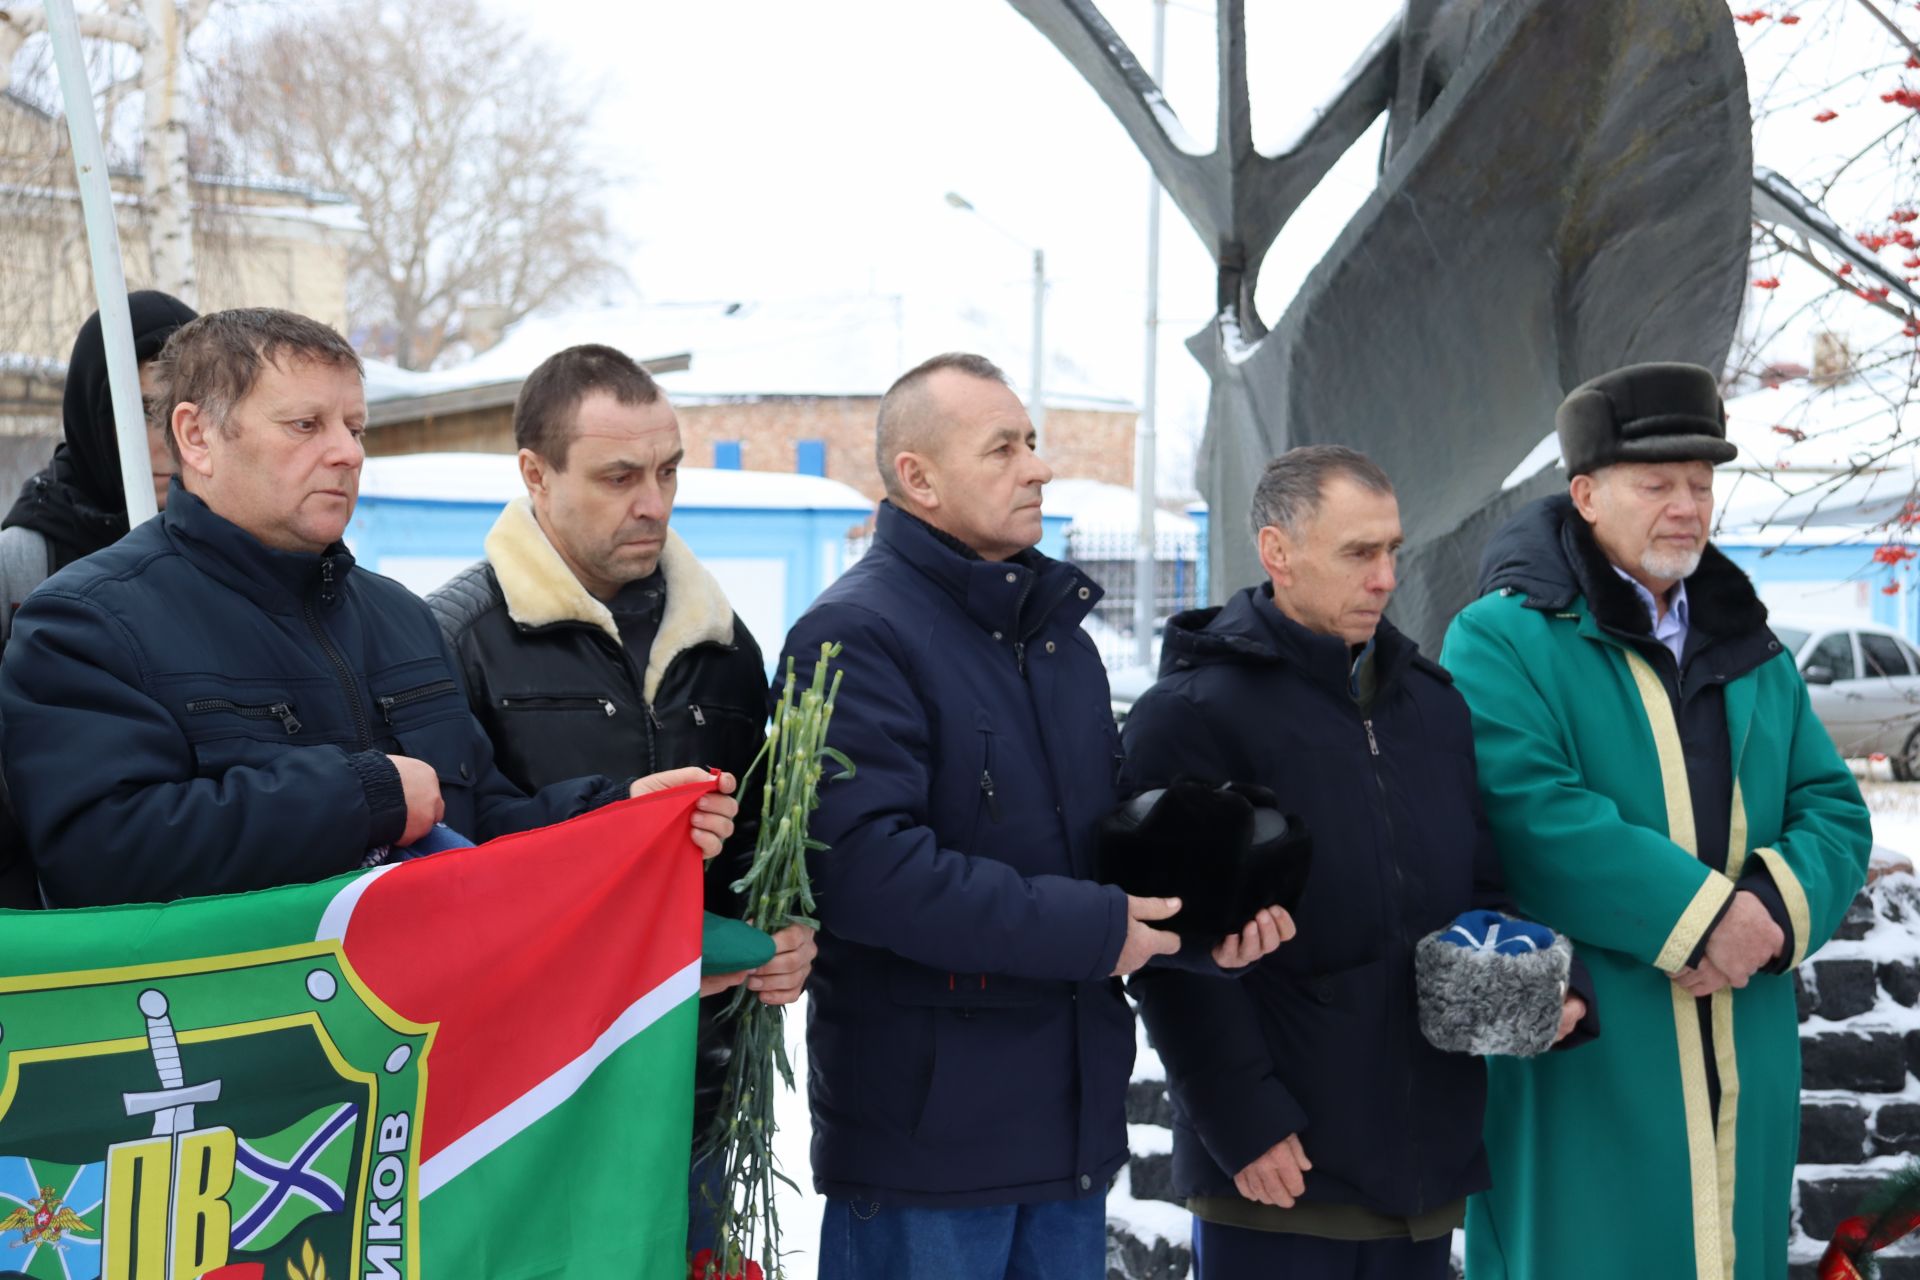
[0,291,199,624]
[0,291,196,909]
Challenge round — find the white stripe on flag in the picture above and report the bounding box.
[417,958,701,1198]
[315,863,399,943]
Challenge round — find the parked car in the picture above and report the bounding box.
[1774,616,1920,778]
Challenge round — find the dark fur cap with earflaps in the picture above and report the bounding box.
[1556,361,1738,477]
[1095,780,1312,939]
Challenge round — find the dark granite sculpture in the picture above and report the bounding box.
[1007,0,1753,647]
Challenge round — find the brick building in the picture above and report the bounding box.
[362,297,1139,501]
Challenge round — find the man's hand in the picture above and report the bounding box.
[1673,956,1734,998]
[747,923,818,1006]
[1211,906,1297,970]
[1702,889,1785,989]
[386,754,444,846]
[1553,993,1588,1046]
[630,768,738,860]
[1112,896,1183,976]
[700,970,749,999]
[1234,1134,1311,1208]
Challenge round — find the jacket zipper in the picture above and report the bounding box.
[690,703,707,726]
[978,728,1000,821]
[307,559,371,750]
[498,694,617,718]
[376,679,457,725]
[186,697,302,735]
[1367,712,1427,1213]
[602,634,659,772]
[1011,574,1036,675]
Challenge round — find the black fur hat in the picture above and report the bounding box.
[1555,361,1737,477]
[1096,780,1312,939]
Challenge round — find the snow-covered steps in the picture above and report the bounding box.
[1792,874,1920,1278]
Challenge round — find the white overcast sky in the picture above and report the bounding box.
[475,0,1404,493]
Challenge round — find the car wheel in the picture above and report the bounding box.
[1899,728,1920,782]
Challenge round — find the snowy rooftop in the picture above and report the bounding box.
[1042,477,1198,537]
[1714,464,1915,547]
[0,353,63,379]
[357,452,873,513]
[1725,372,1920,473]
[362,297,1139,411]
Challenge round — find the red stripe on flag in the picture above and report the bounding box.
[340,781,709,1161]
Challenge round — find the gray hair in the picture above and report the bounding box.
[1249,445,1395,539]
[874,352,1010,501]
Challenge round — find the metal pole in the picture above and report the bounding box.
[45,0,157,526]
[1030,247,1047,454]
[1133,0,1167,671]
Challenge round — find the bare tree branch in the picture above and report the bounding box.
[1855,0,1920,71]
[206,0,624,368]
[1761,224,1918,326]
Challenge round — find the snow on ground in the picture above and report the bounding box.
[770,999,821,1280]
[1863,771,1920,857]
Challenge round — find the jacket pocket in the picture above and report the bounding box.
[392,714,479,790]
[182,684,319,775]
[968,709,1000,850]
[494,692,618,719]
[678,701,763,779]
[683,701,759,731]
[887,964,1055,1010]
[1252,956,1400,1168]
[374,678,457,728]
[911,1001,1068,1145]
[186,696,303,736]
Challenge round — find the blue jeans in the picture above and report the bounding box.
[688,1153,724,1257]
[818,1195,1107,1280]
[1192,1216,1453,1280]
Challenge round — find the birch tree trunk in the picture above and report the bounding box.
[139,0,195,304]
[0,0,200,304]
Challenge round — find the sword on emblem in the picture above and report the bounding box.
[121,989,221,1136]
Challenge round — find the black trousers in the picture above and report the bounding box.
[1192,1217,1453,1280]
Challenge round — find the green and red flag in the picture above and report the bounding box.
[0,780,711,1280]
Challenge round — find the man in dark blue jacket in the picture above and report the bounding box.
[1122,446,1594,1280]
[0,307,735,907]
[782,353,1288,1280]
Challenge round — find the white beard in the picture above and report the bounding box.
[1641,544,1703,583]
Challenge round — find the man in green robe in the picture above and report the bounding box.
[1441,362,1872,1279]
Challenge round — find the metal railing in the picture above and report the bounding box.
[839,526,1209,675]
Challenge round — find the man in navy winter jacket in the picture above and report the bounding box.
[781,352,1290,1280]
[0,307,736,907]
[1122,446,1595,1280]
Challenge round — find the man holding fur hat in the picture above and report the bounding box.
[1442,362,1873,1279]
[1121,444,1593,1280]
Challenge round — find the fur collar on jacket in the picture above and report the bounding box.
[483,497,736,703]
[1559,505,1768,641]
[1479,494,1768,642]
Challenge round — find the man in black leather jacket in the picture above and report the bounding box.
[428,343,812,1257]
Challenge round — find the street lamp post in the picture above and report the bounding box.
[945,192,1048,453]
[1134,0,1167,671]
